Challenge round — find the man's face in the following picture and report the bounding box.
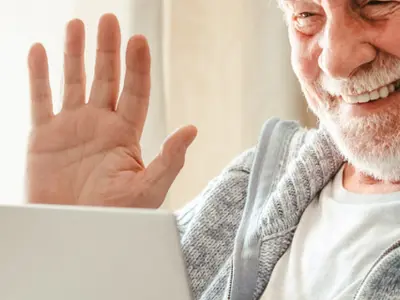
[282,0,400,180]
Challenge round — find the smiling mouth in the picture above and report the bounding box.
[342,80,400,105]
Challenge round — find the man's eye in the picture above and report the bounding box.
[365,0,395,5]
[367,0,387,4]
[297,12,316,18]
[293,12,322,36]
[361,0,398,18]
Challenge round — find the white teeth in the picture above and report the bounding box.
[342,81,399,104]
[379,86,389,99]
[369,90,380,100]
[356,93,370,103]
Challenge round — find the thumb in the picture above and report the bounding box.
[146,125,197,198]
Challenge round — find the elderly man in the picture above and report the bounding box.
[26,1,400,299]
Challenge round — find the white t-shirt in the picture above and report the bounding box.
[260,166,400,300]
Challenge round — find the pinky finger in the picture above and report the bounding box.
[28,43,54,126]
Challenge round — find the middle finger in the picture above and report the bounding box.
[88,14,121,110]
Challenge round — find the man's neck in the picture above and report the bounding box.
[342,163,400,194]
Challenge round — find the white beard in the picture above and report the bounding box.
[320,104,400,181]
[301,53,400,181]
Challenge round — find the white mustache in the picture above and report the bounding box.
[318,53,400,97]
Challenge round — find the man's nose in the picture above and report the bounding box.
[318,12,376,79]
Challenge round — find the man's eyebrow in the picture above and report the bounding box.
[277,0,294,10]
[282,0,318,4]
[278,0,320,8]
[281,0,299,4]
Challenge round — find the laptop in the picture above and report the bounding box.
[0,204,193,300]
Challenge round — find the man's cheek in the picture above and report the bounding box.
[289,32,321,81]
[291,51,320,82]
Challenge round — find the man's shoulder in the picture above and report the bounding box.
[176,117,313,232]
[226,118,313,183]
[225,117,314,174]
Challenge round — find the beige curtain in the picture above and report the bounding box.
[165,0,316,209]
[73,0,316,210]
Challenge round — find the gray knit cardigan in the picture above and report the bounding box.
[176,118,400,300]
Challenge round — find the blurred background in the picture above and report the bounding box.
[0,0,316,210]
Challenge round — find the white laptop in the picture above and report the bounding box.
[0,204,193,300]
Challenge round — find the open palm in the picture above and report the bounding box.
[26,14,197,208]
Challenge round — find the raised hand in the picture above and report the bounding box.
[26,14,197,208]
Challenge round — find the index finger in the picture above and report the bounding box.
[116,35,151,141]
